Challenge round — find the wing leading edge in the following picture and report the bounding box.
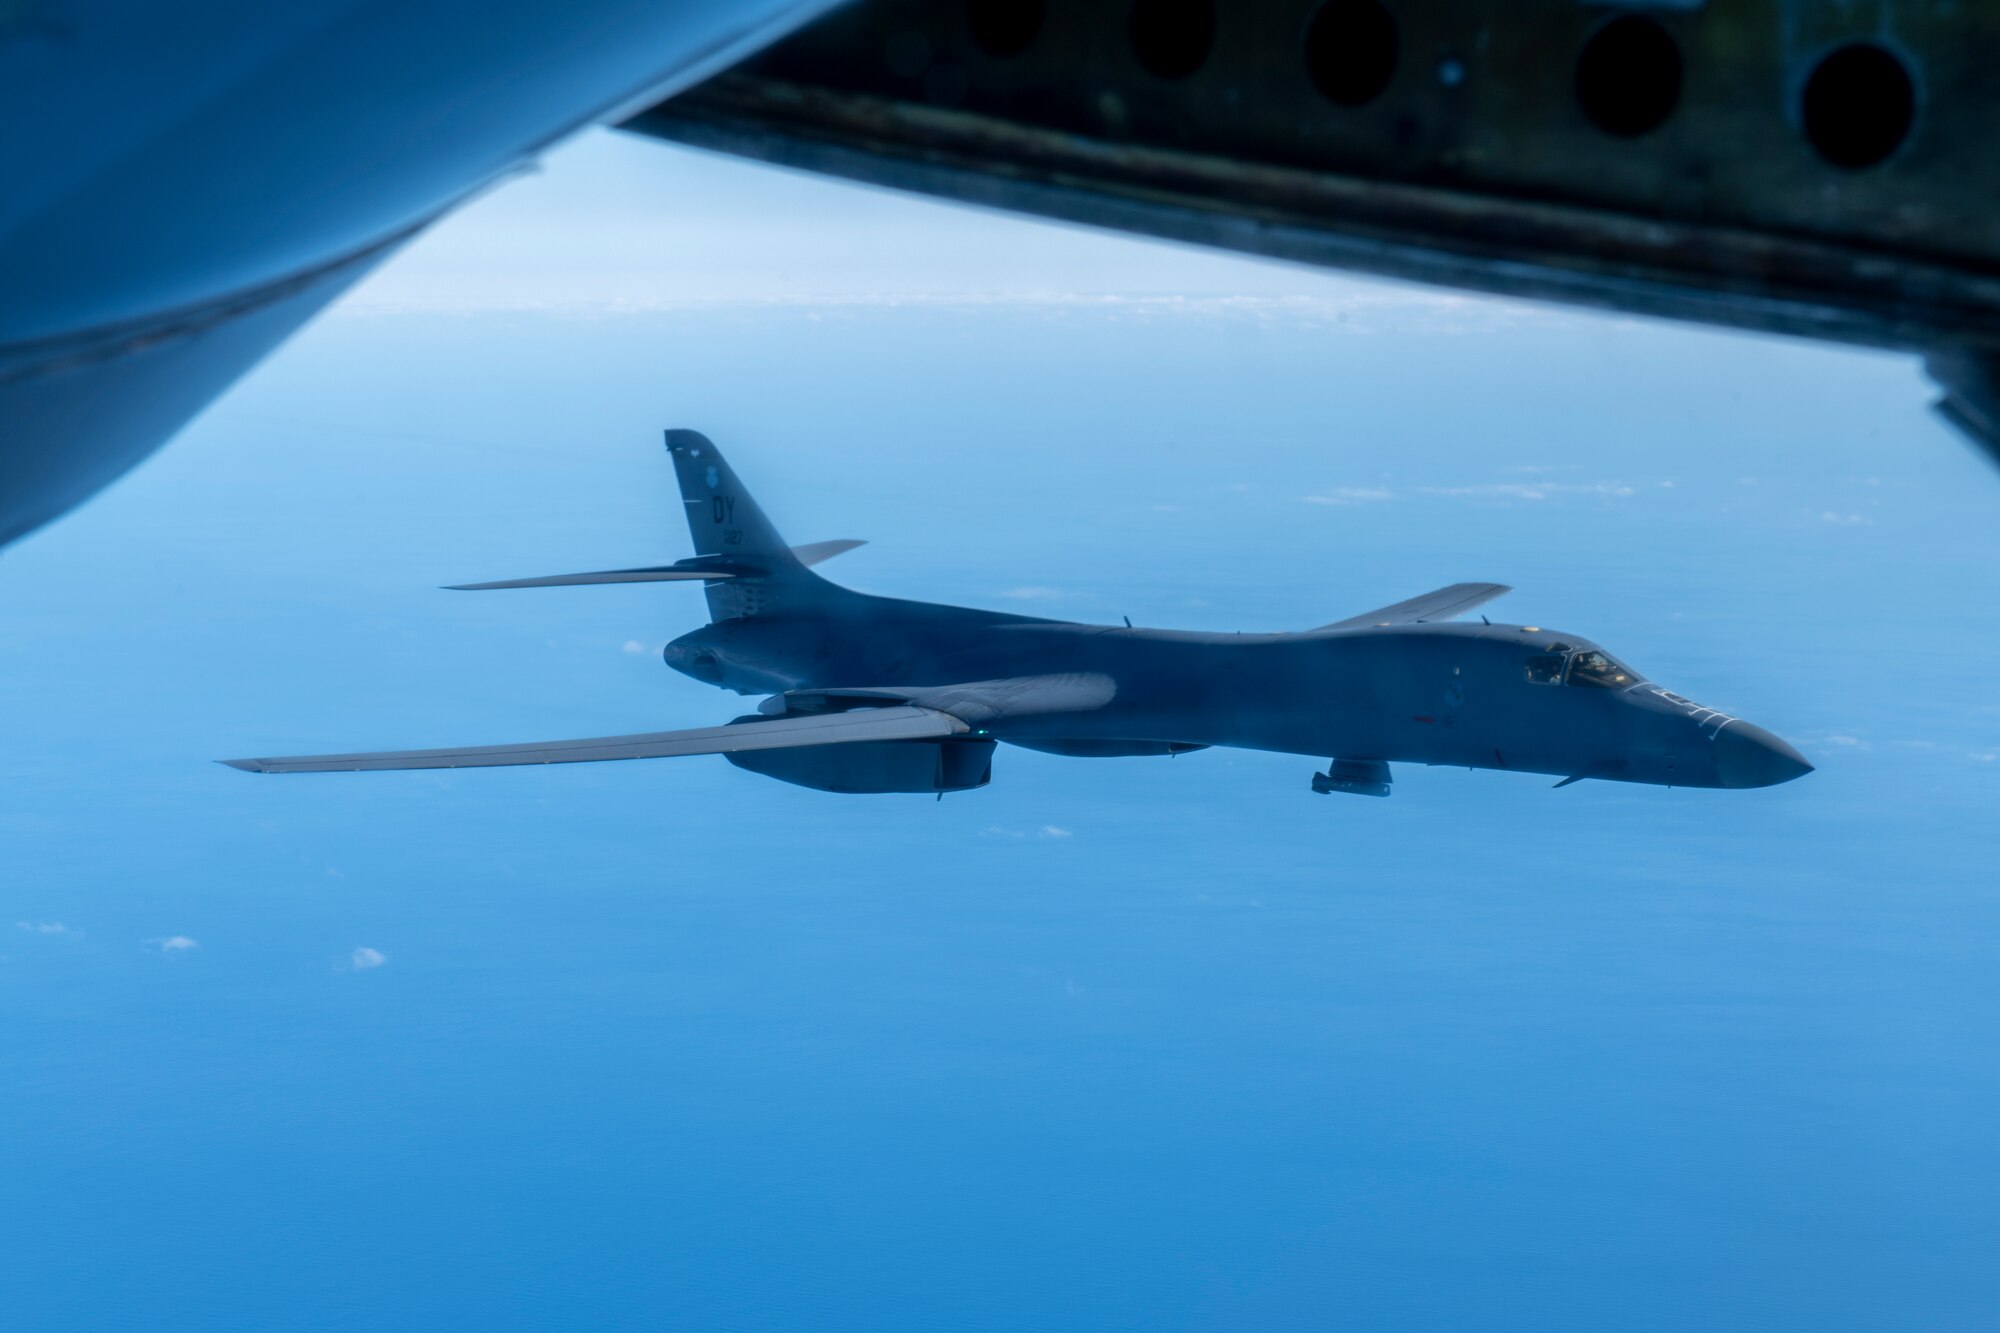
[1319,582,1511,631]
[221,705,965,775]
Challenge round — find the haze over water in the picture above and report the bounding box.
[4,134,1997,1331]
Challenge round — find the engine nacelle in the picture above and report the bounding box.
[727,735,995,794]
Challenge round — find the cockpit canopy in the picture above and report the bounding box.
[1566,649,1643,689]
[1523,644,1645,690]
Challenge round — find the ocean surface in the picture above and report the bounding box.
[4,291,1997,1329]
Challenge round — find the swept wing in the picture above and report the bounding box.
[223,705,964,775]
[1320,582,1511,631]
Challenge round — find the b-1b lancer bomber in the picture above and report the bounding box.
[224,431,1812,796]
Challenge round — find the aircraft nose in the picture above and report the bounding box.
[1712,721,1814,788]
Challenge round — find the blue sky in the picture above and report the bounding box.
[4,131,1998,1332]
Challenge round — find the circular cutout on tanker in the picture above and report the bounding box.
[1305,0,1399,108]
[967,0,1044,59]
[1130,0,1215,80]
[1801,43,1915,169]
[1575,14,1682,138]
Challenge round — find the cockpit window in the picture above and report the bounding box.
[1566,649,1643,689]
[1524,654,1565,684]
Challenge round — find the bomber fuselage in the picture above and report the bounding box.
[666,594,1809,790]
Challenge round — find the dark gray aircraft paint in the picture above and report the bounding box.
[224,431,1813,796]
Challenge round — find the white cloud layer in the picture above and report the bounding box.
[333,130,1565,333]
[1304,487,1393,505]
[1420,481,1635,501]
[982,825,1077,841]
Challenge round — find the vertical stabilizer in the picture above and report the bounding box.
[665,429,832,621]
[668,429,797,564]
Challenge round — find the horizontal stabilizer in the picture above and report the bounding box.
[1320,582,1511,631]
[789,539,866,567]
[444,564,736,591]
[221,705,966,774]
[444,541,862,590]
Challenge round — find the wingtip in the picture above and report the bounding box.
[217,758,267,773]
